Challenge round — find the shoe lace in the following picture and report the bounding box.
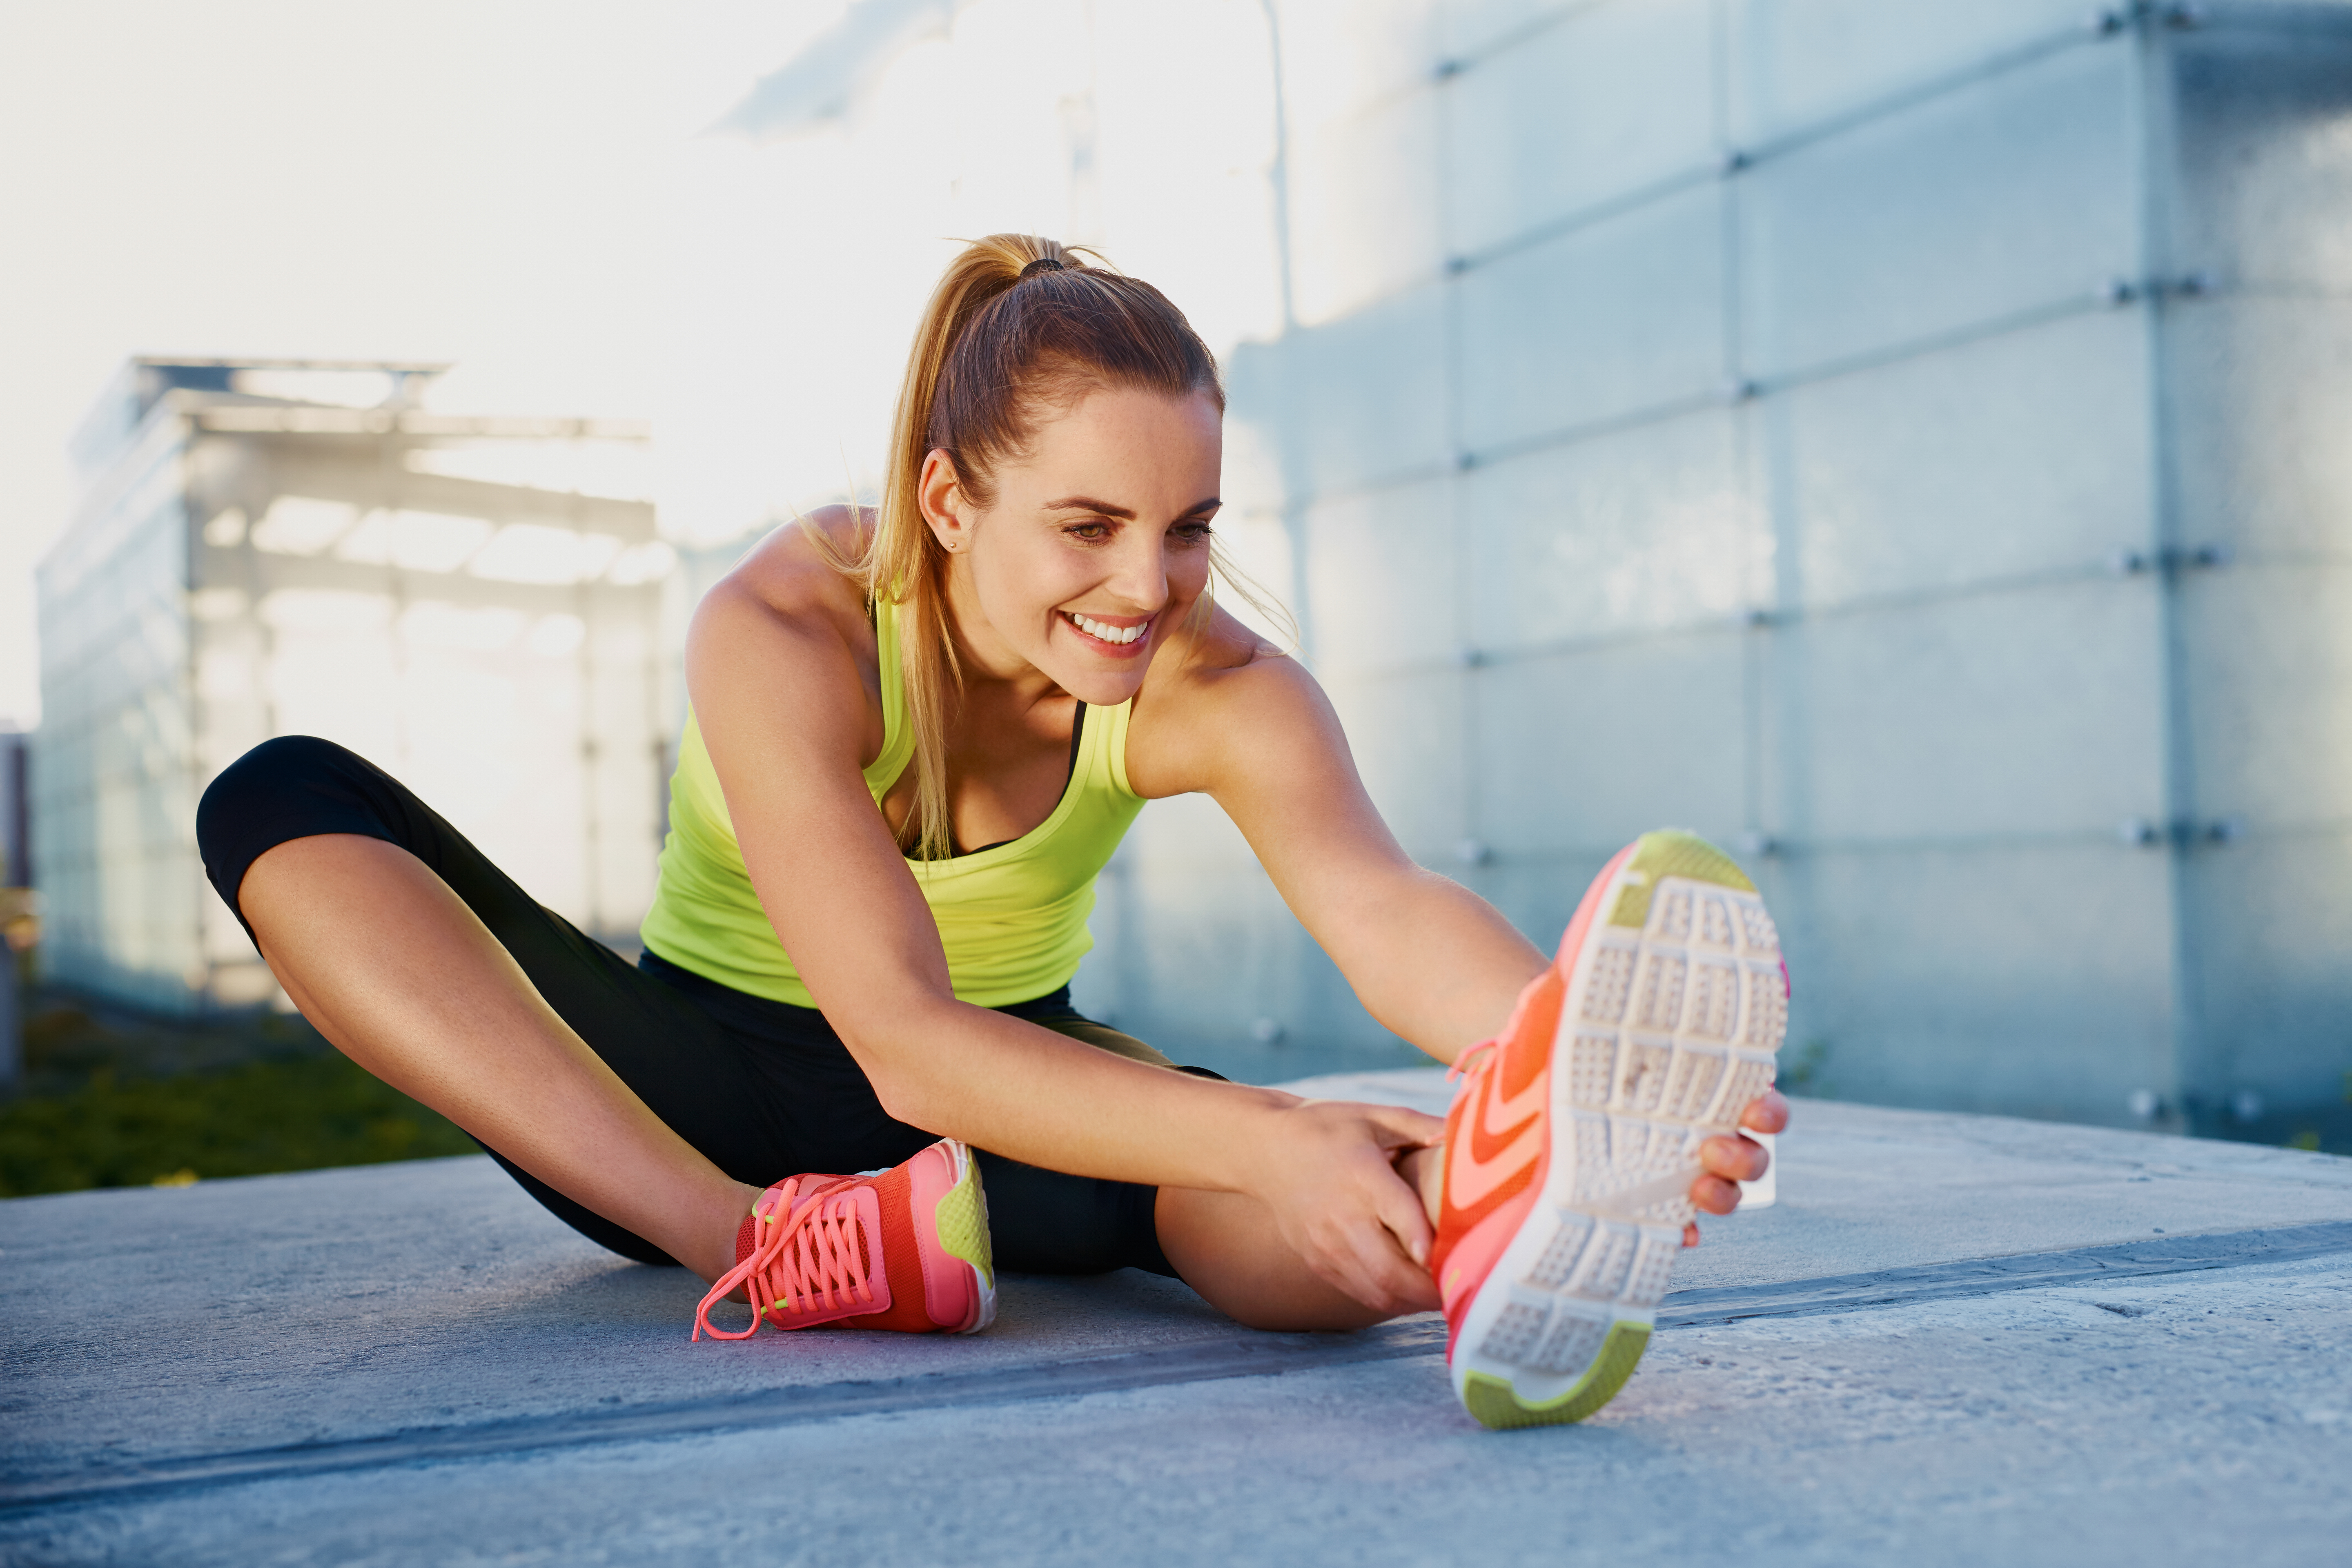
[1447,1038,1498,1084]
[692,1175,878,1341]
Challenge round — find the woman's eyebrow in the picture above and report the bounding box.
[1042,495,1136,519]
[1040,495,1222,519]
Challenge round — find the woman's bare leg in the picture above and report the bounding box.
[1155,1146,1446,1332]
[241,834,755,1281]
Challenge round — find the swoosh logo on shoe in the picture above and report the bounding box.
[1446,1068,1549,1212]
[1470,1067,1544,1161]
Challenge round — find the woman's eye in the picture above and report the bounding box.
[1171,521,1214,545]
[1066,522,1110,541]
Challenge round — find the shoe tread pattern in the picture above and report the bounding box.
[1462,1323,1653,1430]
[1465,835,1783,1429]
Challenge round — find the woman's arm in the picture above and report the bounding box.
[1123,618,1547,1065]
[1127,614,1786,1234]
[687,532,1443,1311]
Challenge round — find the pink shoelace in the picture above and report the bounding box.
[1447,1039,1498,1084]
[693,1174,877,1341]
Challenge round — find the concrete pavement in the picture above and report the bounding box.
[4,1078,2349,1565]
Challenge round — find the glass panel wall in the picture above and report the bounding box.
[1071,1,2352,1125]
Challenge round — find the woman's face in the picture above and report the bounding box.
[924,386,1223,706]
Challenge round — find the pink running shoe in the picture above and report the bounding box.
[1429,830,1786,1429]
[693,1137,996,1339]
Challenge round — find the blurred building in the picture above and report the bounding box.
[719,0,2352,1131]
[34,360,675,1016]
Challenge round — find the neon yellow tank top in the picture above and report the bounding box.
[639,599,1146,1008]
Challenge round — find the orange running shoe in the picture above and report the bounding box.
[1430,830,1786,1429]
[693,1137,996,1340]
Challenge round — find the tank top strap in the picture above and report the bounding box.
[867,595,1136,807]
[1089,688,1139,801]
[862,598,916,798]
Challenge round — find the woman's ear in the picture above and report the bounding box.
[917,449,971,553]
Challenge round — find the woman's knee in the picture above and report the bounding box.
[197,736,403,927]
[196,736,366,851]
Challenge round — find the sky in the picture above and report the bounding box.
[0,0,846,728]
[0,0,1305,731]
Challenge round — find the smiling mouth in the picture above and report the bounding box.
[1062,610,1153,647]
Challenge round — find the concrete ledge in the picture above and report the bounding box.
[5,1079,2350,1565]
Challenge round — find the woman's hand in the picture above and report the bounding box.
[1682,1089,1790,1247]
[1244,1098,1447,1316]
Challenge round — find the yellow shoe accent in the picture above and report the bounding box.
[1461,1323,1653,1431]
[1608,829,1756,929]
[931,1152,995,1291]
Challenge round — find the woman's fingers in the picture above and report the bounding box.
[1690,1173,1742,1216]
[1268,1101,1447,1315]
[1688,1133,1757,1218]
[1298,1208,1428,1315]
[1358,1101,1448,1153]
[1683,1112,1781,1250]
[1322,1147,1439,1312]
[1740,1088,1790,1135]
[1372,1152,1437,1272]
[1359,1106,1442,1291]
[1331,1226,1439,1314]
[1699,1132,1768,1184]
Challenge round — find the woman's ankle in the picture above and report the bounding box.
[690,1180,764,1287]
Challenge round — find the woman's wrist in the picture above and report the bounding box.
[1209,1083,1307,1196]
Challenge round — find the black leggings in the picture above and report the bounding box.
[194,735,1186,1277]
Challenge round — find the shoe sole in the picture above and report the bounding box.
[1452,834,1786,1429]
[931,1139,998,1333]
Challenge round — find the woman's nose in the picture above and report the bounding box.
[1108,533,1169,609]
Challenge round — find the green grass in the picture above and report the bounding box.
[2,991,479,1198]
[0,1054,478,1198]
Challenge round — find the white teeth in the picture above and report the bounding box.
[1068,612,1147,646]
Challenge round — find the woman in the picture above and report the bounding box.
[197,235,1788,1431]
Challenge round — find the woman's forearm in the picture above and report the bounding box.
[838,995,1304,1191]
[837,865,1541,1187]
[1326,867,1548,1066]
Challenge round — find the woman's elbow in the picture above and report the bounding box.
[868,1071,941,1131]
[831,1012,950,1129]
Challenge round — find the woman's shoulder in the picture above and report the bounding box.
[684,508,886,749]
[693,506,875,644]
[1149,603,1287,689]
[1126,604,1323,796]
